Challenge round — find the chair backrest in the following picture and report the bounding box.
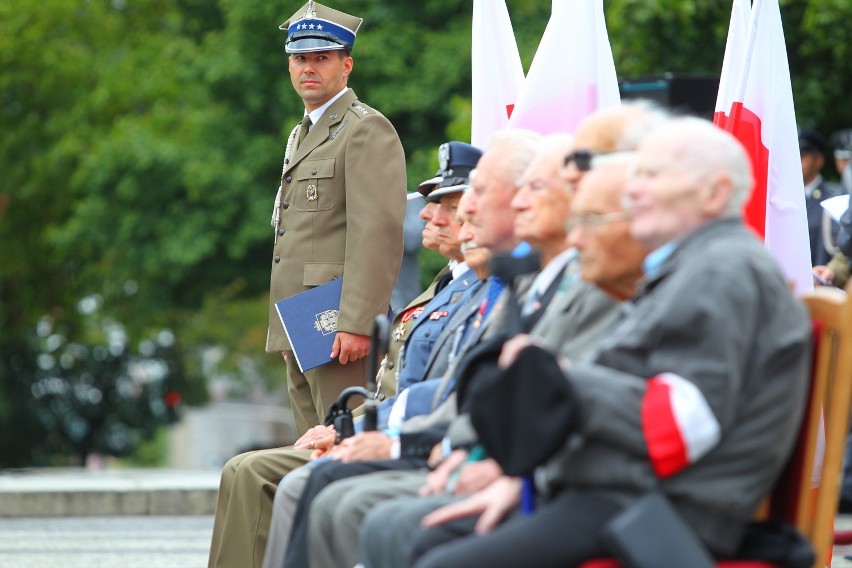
[769,285,852,568]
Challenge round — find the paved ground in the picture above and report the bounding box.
[0,515,850,567]
[0,516,214,568]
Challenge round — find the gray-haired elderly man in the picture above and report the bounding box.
[410,117,812,568]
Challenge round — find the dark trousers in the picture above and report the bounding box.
[283,457,427,567]
[412,491,623,568]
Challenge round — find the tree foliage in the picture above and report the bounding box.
[1,0,850,465]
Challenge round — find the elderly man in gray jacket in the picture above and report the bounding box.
[409,117,812,568]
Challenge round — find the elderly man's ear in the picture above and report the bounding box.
[699,172,735,217]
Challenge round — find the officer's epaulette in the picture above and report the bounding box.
[348,100,375,119]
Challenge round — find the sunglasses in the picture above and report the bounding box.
[563,149,595,171]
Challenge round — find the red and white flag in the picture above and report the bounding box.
[714,0,751,117]
[471,0,524,149]
[714,0,812,293]
[507,0,620,135]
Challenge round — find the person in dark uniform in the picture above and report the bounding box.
[799,127,840,267]
[816,129,852,287]
[831,128,852,191]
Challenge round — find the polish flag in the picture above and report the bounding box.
[713,0,812,293]
[507,0,620,135]
[471,0,524,149]
[714,0,751,117]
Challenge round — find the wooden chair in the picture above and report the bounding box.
[582,285,852,568]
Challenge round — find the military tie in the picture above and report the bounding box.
[434,270,454,294]
[296,115,312,148]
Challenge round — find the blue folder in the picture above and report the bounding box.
[275,278,344,373]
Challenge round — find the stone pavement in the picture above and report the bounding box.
[0,515,213,568]
[0,515,851,567]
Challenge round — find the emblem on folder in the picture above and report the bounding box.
[314,309,339,335]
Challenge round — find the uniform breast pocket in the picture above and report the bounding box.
[295,157,336,212]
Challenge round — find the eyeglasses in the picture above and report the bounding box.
[563,150,637,172]
[566,210,631,232]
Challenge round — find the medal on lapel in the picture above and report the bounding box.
[393,306,424,341]
[306,184,318,201]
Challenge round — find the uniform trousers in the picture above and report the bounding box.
[285,349,368,436]
[283,457,428,568]
[411,491,623,568]
[308,469,427,568]
[207,447,312,568]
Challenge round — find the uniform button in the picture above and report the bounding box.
[283,201,289,209]
[386,361,394,370]
[311,168,317,175]
[273,256,281,263]
[277,228,285,236]
[285,175,292,183]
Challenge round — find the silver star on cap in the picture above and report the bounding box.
[317,24,323,30]
[309,23,315,29]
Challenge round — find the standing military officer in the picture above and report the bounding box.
[269,1,407,436]
[798,127,840,266]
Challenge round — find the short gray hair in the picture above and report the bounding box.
[658,117,753,215]
[486,129,543,187]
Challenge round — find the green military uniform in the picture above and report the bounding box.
[267,87,406,435]
[207,4,406,567]
[266,2,406,436]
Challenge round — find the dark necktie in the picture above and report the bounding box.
[434,270,454,294]
[297,115,312,148]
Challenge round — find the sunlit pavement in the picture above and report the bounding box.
[0,516,213,568]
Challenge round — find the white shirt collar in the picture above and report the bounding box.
[305,87,349,127]
[528,248,577,298]
[450,261,469,279]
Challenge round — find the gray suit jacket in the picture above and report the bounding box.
[532,267,621,360]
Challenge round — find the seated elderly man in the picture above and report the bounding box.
[408,117,812,568]
[207,141,482,568]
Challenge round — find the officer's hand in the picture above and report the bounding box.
[813,265,835,286]
[293,424,335,450]
[331,332,371,364]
